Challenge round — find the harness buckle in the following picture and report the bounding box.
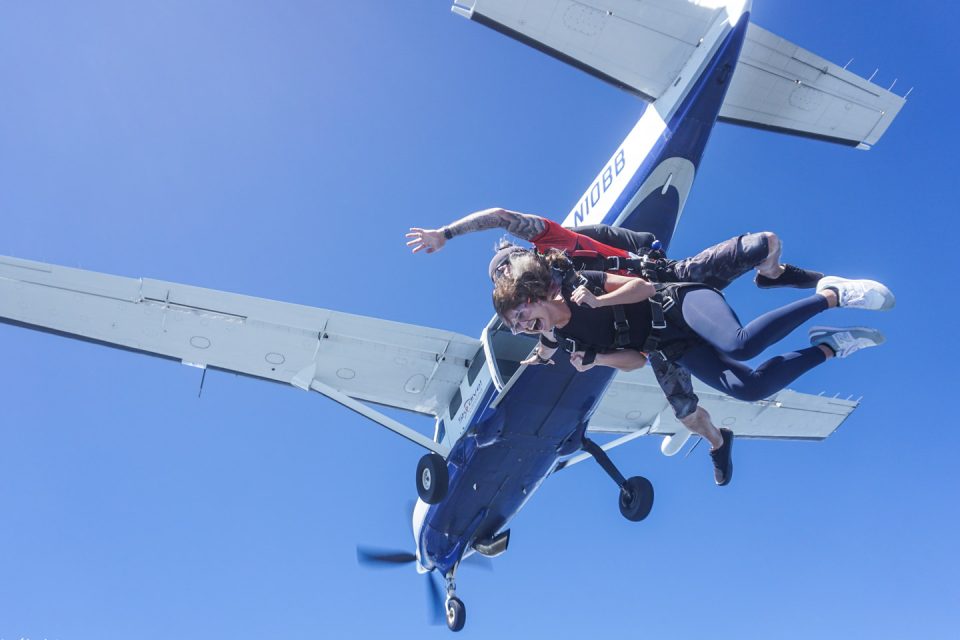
[661,295,676,313]
[606,256,621,271]
[563,337,579,353]
[650,298,668,330]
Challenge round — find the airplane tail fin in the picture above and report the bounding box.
[718,23,906,149]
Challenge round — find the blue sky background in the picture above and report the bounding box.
[1,1,956,638]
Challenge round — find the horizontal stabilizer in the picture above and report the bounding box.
[719,23,905,148]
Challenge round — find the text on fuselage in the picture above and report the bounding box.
[572,148,626,225]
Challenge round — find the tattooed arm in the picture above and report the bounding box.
[406,208,548,254]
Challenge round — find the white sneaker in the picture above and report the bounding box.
[817,276,895,311]
[809,326,886,359]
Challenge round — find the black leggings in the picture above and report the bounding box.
[676,288,829,402]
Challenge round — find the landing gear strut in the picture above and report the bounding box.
[581,437,654,522]
[444,573,466,632]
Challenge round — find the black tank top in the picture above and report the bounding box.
[553,271,652,352]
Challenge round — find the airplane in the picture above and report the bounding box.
[0,0,905,632]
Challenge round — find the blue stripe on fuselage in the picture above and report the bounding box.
[602,15,749,249]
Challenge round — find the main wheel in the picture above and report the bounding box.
[416,453,449,504]
[445,596,466,632]
[619,476,654,522]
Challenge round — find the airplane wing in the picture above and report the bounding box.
[0,255,479,455]
[587,366,857,441]
[452,0,726,102]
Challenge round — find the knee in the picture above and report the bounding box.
[761,231,780,258]
[674,399,700,423]
[738,232,774,266]
[710,333,763,360]
[725,344,764,361]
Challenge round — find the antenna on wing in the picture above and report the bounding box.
[198,368,207,398]
[684,436,704,458]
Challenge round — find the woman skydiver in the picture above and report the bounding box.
[492,249,894,404]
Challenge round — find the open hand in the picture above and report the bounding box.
[406,228,446,254]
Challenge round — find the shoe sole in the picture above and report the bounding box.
[817,276,896,311]
[714,428,733,487]
[809,325,887,346]
[754,267,823,289]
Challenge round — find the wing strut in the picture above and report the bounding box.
[553,415,658,473]
[308,379,450,457]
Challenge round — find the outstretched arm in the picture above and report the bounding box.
[407,208,548,254]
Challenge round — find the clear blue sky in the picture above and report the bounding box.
[1,2,956,638]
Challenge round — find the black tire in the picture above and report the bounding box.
[445,596,466,632]
[619,476,654,522]
[416,453,449,504]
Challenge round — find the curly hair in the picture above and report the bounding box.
[492,249,572,318]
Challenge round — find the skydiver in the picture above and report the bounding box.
[406,208,891,485]
[488,249,891,485]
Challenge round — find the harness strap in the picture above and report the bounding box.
[567,250,655,276]
[558,336,598,365]
[611,304,631,348]
[642,283,707,362]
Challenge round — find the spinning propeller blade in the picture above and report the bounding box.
[426,571,445,625]
[356,546,417,566]
[356,544,444,625]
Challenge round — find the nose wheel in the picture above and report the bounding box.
[443,573,466,632]
[445,596,466,632]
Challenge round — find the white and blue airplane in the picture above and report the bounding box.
[0,0,904,632]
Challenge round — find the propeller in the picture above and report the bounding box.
[356,547,417,566]
[356,545,444,624]
[356,502,494,624]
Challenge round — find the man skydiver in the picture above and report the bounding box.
[406,208,826,486]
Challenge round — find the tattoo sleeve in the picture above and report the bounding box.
[446,208,547,241]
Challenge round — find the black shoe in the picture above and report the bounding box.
[755,264,824,289]
[710,428,734,486]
